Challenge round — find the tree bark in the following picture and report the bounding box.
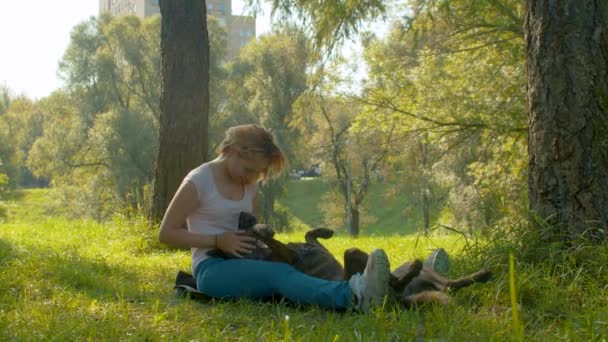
[260,179,278,225]
[150,0,209,223]
[351,206,360,237]
[525,0,608,240]
[422,188,430,236]
[419,134,431,236]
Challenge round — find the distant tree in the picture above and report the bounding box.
[0,96,47,188]
[524,0,608,241]
[0,86,15,189]
[296,73,395,236]
[26,15,162,218]
[358,7,527,233]
[266,0,386,49]
[0,168,7,218]
[150,0,210,223]
[21,13,226,219]
[0,85,10,115]
[224,28,310,226]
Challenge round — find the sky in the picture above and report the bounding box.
[0,0,274,99]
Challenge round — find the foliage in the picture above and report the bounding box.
[0,92,47,188]
[19,15,160,219]
[0,84,10,115]
[21,14,227,220]
[0,171,7,219]
[222,27,311,223]
[350,0,527,233]
[258,0,386,51]
[294,59,398,236]
[225,27,310,161]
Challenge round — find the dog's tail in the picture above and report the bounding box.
[401,291,452,308]
[447,270,492,290]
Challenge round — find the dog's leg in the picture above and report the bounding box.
[343,248,369,279]
[446,269,492,290]
[238,212,258,230]
[305,228,334,241]
[305,228,335,254]
[249,225,298,265]
[400,291,452,308]
[391,259,423,293]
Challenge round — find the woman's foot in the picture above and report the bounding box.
[349,249,391,312]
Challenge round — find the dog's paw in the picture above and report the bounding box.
[253,224,275,239]
[307,228,334,239]
[238,212,257,230]
[410,259,423,274]
[392,260,424,293]
[473,269,492,283]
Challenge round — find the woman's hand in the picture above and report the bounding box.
[216,232,257,257]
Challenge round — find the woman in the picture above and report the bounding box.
[159,124,391,312]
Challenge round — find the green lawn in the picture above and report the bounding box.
[1,189,607,340]
[280,178,424,235]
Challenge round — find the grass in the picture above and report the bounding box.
[280,178,329,229]
[280,178,425,235]
[1,189,608,340]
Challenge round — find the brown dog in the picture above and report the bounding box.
[200,212,492,307]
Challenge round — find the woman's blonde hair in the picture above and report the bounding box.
[219,124,287,182]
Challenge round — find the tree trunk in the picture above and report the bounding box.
[150,0,210,223]
[351,206,360,237]
[419,134,431,235]
[422,188,430,236]
[525,0,608,241]
[260,180,277,225]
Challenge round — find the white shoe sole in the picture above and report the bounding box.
[361,249,390,311]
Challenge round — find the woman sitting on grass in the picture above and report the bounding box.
[158,124,391,312]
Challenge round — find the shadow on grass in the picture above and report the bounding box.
[1,237,144,302]
[0,238,19,266]
[43,250,143,301]
[2,189,26,202]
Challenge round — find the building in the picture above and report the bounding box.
[99,0,255,60]
[99,0,160,17]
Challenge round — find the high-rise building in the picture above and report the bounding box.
[99,0,255,60]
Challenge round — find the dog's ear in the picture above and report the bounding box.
[238,211,257,230]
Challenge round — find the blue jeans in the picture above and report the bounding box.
[194,257,353,310]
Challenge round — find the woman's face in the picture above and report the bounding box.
[226,146,269,185]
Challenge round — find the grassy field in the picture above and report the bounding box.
[280,178,424,235]
[1,189,608,340]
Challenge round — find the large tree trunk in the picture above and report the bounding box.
[150,0,209,223]
[525,1,608,241]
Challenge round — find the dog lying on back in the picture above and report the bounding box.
[206,212,345,280]
[205,212,492,307]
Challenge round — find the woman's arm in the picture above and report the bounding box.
[158,179,257,256]
[158,180,214,249]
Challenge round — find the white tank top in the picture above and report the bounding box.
[183,162,257,272]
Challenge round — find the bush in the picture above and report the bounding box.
[270,203,311,232]
[0,172,9,220]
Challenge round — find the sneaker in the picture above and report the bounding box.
[423,248,450,275]
[349,249,391,312]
